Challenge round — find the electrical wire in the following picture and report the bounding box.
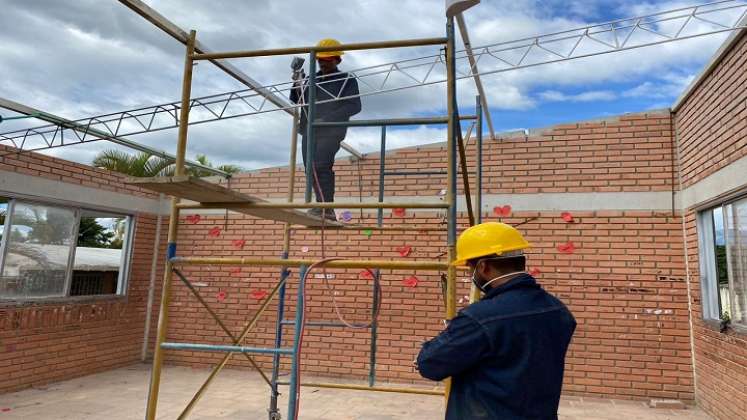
[290,165,382,420]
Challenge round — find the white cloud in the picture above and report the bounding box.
[0,0,738,170]
[538,90,617,102]
[623,72,695,99]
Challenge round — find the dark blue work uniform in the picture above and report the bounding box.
[290,70,361,203]
[417,274,576,420]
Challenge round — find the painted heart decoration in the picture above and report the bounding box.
[216,291,227,302]
[186,214,201,224]
[493,205,512,217]
[561,212,574,223]
[393,208,406,217]
[396,245,412,257]
[360,270,374,279]
[403,276,419,288]
[250,290,268,300]
[208,227,221,237]
[231,239,246,249]
[557,242,576,254]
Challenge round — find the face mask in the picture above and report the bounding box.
[470,260,526,294]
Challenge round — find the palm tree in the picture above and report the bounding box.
[92,150,242,178]
[92,150,173,177]
[191,154,242,177]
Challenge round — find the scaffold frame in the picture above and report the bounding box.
[141,18,475,420]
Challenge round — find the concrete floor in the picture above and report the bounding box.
[0,364,711,419]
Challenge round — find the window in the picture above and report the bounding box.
[71,211,131,296]
[0,197,132,300]
[699,196,747,329]
[0,197,7,242]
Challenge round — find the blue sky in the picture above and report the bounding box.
[0,0,742,169]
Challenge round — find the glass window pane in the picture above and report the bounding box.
[724,198,747,325]
[0,202,77,299]
[0,197,8,242]
[712,207,731,319]
[71,212,127,296]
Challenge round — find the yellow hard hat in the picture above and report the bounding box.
[453,222,531,267]
[316,38,344,58]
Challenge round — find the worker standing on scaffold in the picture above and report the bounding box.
[290,38,362,221]
[417,222,576,420]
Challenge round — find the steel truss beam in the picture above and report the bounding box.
[1,1,744,155]
[0,97,228,177]
[117,0,362,159]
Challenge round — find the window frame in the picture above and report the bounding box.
[698,192,747,334]
[0,195,134,303]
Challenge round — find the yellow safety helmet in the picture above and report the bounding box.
[453,222,531,267]
[316,38,344,58]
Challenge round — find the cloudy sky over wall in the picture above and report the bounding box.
[0,0,741,171]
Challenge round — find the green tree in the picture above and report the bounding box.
[92,150,173,177]
[24,207,74,245]
[92,150,242,177]
[77,217,115,248]
[190,154,242,177]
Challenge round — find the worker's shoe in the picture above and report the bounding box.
[308,207,337,222]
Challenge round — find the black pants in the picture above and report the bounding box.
[301,135,342,203]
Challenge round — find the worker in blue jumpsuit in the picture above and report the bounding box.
[290,38,361,221]
[417,222,576,419]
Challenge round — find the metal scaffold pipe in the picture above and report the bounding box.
[171,257,450,271]
[144,29,196,420]
[194,37,448,60]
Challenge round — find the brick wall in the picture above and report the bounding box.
[230,111,676,198]
[676,33,747,189]
[166,110,695,401]
[0,30,742,415]
[675,32,747,419]
[0,146,167,393]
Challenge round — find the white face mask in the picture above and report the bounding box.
[470,260,526,293]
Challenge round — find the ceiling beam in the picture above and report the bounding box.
[118,0,363,160]
[0,97,229,177]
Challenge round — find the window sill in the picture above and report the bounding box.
[0,294,127,308]
[702,318,747,336]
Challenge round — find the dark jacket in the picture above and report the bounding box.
[417,274,576,420]
[289,70,361,140]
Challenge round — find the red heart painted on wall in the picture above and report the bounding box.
[359,270,374,279]
[208,227,221,237]
[186,214,201,224]
[557,242,576,254]
[403,276,419,288]
[493,205,512,217]
[396,245,412,257]
[393,208,406,217]
[216,291,227,302]
[228,267,241,276]
[528,267,541,276]
[250,290,268,300]
[231,239,246,249]
[560,212,574,223]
